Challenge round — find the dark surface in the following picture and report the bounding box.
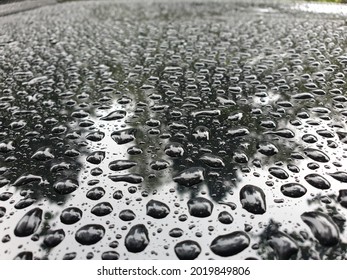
[1,0,347,260]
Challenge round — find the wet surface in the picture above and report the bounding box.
[1,0,347,260]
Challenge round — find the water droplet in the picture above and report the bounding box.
[109,160,137,171]
[86,187,105,200]
[218,211,233,224]
[86,131,105,142]
[43,229,65,248]
[53,178,79,195]
[187,197,213,217]
[150,160,170,170]
[86,151,105,164]
[146,200,170,219]
[111,128,137,144]
[269,167,289,179]
[173,167,205,187]
[31,147,54,161]
[338,190,347,208]
[109,174,143,184]
[240,185,266,214]
[174,240,201,260]
[60,207,82,225]
[169,228,183,238]
[165,143,184,157]
[101,251,119,260]
[301,212,339,246]
[257,142,278,156]
[75,224,105,245]
[304,174,330,190]
[125,224,149,253]
[280,183,307,198]
[268,231,298,260]
[227,128,249,138]
[14,208,42,237]
[13,174,42,187]
[119,209,136,221]
[14,252,33,260]
[265,129,295,138]
[328,171,347,183]
[304,148,330,163]
[100,110,126,121]
[91,202,113,216]
[200,154,225,168]
[210,231,250,257]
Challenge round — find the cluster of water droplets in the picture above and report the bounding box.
[0,0,347,259]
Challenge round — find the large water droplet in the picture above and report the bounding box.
[210,231,250,257]
[257,142,278,156]
[301,212,339,246]
[268,231,299,260]
[111,128,137,144]
[173,167,205,187]
[328,171,347,183]
[75,224,105,245]
[240,185,266,214]
[86,151,105,165]
[199,154,225,168]
[91,202,113,216]
[304,148,330,163]
[187,197,213,218]
[100,110,126,121]
[43,229,65,248]
[174,240,201,260]
[218,211,233,224]
[53,178,79,195]
[14,208,42,237]
[146,200,170,219]
[109,160,137,171]
[269,167,289,179]
[125,224,149,253]
[60,207,82,225]
[281,183,307,198]
[304,174,330,190]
